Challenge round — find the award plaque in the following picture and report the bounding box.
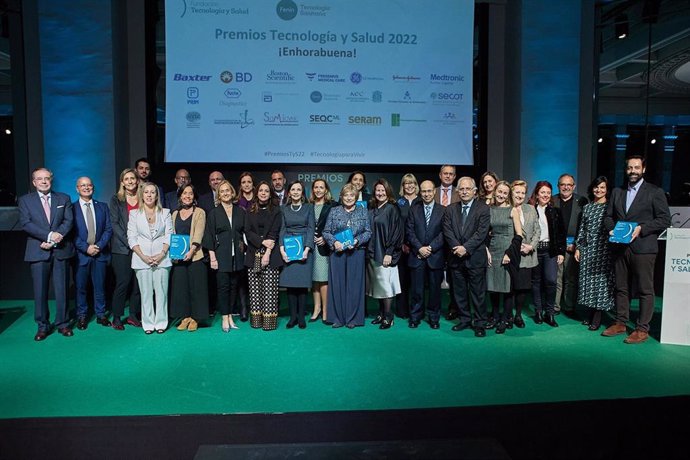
[169,234,190,260]
[334,228,355,248]
[609,221,638,244]
[283,234,304,261]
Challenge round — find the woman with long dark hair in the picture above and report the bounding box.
[244,181,283,330]
[528,181,566,327]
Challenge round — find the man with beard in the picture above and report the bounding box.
[602,155,670,344]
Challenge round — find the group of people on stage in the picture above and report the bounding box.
[18,155,670,343]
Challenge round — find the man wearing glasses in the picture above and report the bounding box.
[553,173,588,317]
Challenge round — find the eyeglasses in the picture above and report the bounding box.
[558,183,574,188]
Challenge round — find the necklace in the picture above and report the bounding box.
[290,203,302,212]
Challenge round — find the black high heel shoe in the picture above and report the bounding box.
[286,319,298,329]
[371,315,383,325]
[379,316,394,330]
[308,312,322,323]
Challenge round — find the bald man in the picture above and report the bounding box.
[198,171,225,212]
[164,169,191,211]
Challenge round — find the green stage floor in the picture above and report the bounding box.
[1,297,689,419]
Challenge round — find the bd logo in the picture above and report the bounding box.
[220,71,253,83]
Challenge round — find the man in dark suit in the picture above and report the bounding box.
[443,177,491,337]
[434,165,461,320]
[603,155,670,344]
[198,170,224,213]
[271,170,288,206]
[18,167,75,341]
[553,173,588,315]
[163,168,191,211]
[406,180,446,329]
[73,177,113,330]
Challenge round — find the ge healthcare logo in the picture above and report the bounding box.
[309,114,340,125]
[310,91,323,103]
[186,111,201,128]
[220,70,253,84]
[350,72,363,84]
[276,0,298,20]
[187,87,199,105]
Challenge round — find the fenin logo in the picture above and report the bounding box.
[350,72,362,84]
[276,0,298,20]
[310,91,323,103]
[224,88,241,98]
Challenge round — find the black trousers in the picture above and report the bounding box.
[450,264,487,328]
[216,270,241,316]
[110,252,140,319]
[409,265,443,323]
[613,247,656,332]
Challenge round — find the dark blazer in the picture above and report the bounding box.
[109,195,135,255]
[536,205,567,258]
[244,206,283,269]
[164,190,179,212]
[73,199,112,265]
[604,180,671,254]
[367,202,403,265]
[314,201,334,257]
[18,191,75,262]
[553,193,588,239]
[406,201,445,270]
[204,205,246,272]
[443,199,490,269]
[198,191,216,213]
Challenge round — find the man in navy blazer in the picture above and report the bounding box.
[406,180,446,329]
[18,167,75,341]
[163,168,191,211]
[603,155,670,344]
[73,177,113,330]
[443,177,491,337]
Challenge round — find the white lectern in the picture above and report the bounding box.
[660,228,690,345]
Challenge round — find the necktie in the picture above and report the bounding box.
[424,205,432,226]
[85,202,96,245]
[442,188,449,206]
[460,205,469,229]
[42,195,51,222]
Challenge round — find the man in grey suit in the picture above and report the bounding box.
[443,177,491,337]
[602,155,670,344]
[553,173,588,315]
[434,164,461,320]
[18,167,75,341]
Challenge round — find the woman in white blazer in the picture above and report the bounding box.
[127,182,173,334]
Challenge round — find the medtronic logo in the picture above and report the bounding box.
[350,72,362,84]
[310,91,323,103]
[224,88,241,98]
[186,112,201,122]
[430,73,464,82]
[174,73,212,82]
[276,0,298,20]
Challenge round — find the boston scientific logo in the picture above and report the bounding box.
[350,72,363,84]
[310,91,323,103]
[276,0,298,20]
[266,70,295,83]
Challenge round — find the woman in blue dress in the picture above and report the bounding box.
[310,179,334,323]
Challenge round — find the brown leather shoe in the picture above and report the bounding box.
[601,323,627,337]
[624,329,649,344]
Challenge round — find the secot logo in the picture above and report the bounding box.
[174,73,211,82]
